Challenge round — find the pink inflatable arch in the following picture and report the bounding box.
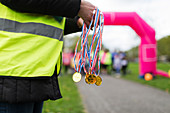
[103,12,170,78]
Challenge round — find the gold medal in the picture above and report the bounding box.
[85,74,97,84]
[95,76,102,86]
[85,73,90,84]
[72,72,82,82]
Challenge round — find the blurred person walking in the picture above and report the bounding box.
[100,49,112,74]
[114,54,122,76]
[62,49,73,74]
[121,56,128,75]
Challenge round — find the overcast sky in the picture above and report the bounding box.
[65,0,170,52]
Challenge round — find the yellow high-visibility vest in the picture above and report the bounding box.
[0,3,65,77]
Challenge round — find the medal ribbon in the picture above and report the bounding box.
[74,8,104,76]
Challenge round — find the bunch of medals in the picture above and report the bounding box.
[72,8,104,86]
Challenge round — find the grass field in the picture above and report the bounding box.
[42,74,85,113]
[122,62,170,93]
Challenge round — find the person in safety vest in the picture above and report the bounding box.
[0,0,96,113]
[100,48,112,74]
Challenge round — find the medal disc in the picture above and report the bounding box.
[85,74,91,84]
[72,72,82,82]
[95,76,102,86]
[87,74,97,84]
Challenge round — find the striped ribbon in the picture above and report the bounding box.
[74,8,104,76]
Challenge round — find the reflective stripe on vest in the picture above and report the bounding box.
[0,3,65,77]
[0,18,63,41]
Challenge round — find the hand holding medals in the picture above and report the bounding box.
[72,8,104,86]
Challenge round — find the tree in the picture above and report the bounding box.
[157,35,170,61]
[126,35,170,62]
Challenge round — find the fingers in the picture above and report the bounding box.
[77,18,84,28]
[78,0,95,28]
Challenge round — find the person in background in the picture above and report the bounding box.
[70,49,76,72]
[62,48,73,74]
[119,51,126,60]
[113,53,122,76]
[121,56,128,75]
[0,0,96,113]
[111,50,118,72]
[100,48,112,74]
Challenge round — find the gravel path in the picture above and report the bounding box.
[77,75,170,113]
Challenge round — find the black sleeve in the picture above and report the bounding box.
[0,0,81,18]
[64,17,82,35]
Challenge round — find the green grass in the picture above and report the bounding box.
[42,75,85,113]
[122,62,170,93]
